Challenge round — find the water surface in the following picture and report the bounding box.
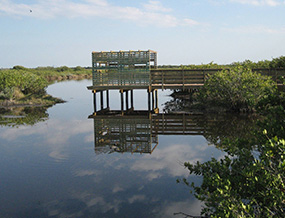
[0,80,227,217]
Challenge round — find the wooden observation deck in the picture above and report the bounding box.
[87,50,284,91]
[87,50,284,116]
[88,50,157,90]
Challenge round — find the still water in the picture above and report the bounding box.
[0,80,226,218]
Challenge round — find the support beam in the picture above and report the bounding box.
[147,90,151,111]
[126,90,129,110]
[93,90,97,115]
[152,90,155,110]
[120,89,124,112]
[131,90,134,110]
[106,90,110,109]
[155,89,158,109]
[100,91,104,110]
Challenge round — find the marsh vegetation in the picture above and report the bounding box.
[0,66,91,107]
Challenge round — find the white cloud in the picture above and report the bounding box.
[85,0,109,7]
[83,195,122,213]
[74,169,101,177]
[0,0,200,27]
[157,200,203,218]
[230,0,283,6]
[130,139,223,179]
[182,18,200,26]
[112,185,124,193]
[143,0,172,12]
[0,118,93,161]
[128,195,146,204]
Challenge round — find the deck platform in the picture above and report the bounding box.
[88,51,284,91]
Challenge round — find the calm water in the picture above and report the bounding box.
[0,80,226,218]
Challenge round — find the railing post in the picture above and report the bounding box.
[120,89,124,112]
[152,90,155,110]
[149,69,152,89]
[182,69,185,90]
[126,90,129,110]
[162,71,164,90]
[131,90,134,110]
[106,90,110,109]
[155,89,158,109]
[147,89,151,112]
[93,90,97,115]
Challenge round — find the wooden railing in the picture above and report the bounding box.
[150,68,285,89]
[88,68,285,91]
[150,69,219,89]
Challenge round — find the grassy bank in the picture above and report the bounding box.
[0,66,92,107]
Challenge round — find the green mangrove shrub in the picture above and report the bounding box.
[73,66,84,71]
[270,56,285,69]
[178,76,285,217]
[0,70,48,100]
[199,67,277,111]
[12,65,27,70]
[180,134,285,218]
[56,66,69,72]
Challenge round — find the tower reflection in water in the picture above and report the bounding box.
[90,111,211,154]
[89,89,206,154]
[89,88,255,155]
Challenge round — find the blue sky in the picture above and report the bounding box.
[0,0,284,68]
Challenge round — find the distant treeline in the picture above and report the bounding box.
[158,56,285,69]
[9,65,92,80]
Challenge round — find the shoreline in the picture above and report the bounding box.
[0,73,91,109]
[0,94,65,109]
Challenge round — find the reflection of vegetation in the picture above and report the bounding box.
[195,114,259,152]
[178,86,285,217]
[163,98,260,148]
[163,97,192,113]
[0,107,49,127]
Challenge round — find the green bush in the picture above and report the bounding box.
[0,70,48,100]
[270,56,285,69]
[56,66,69,72]
[74,66,84,71]
[12,65,27,70]
[199,67,277,111]
[231,59,271,69]
[180,134,285,217]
